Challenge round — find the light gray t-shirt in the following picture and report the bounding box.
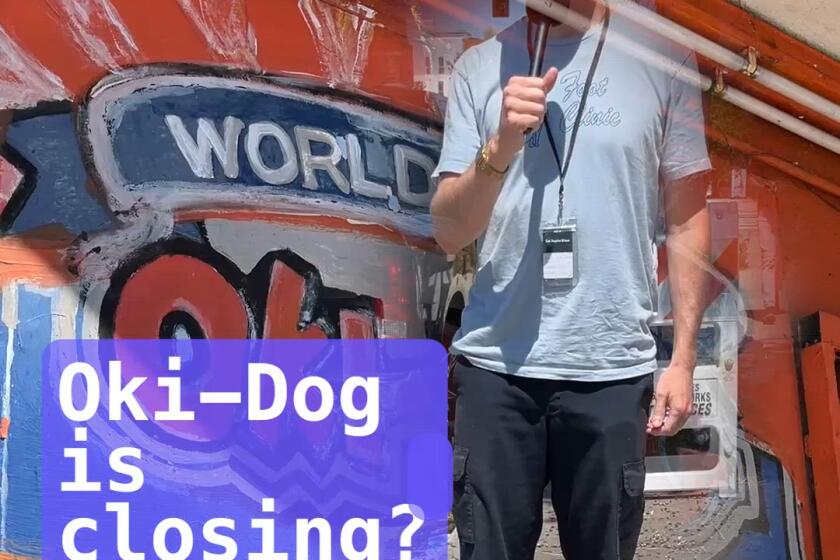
[434,11,711,381]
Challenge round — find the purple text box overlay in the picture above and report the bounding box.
[42,339,451,559]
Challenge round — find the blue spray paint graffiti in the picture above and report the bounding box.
[3,113,113,235]
[0,286,53,556]
[729,455,795,560]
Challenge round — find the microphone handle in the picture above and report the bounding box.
[526,20,550,134]
[530,20,550,77]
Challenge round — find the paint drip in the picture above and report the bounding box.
[44,0,140,70]
[177,0,259,68]
[0,26,68,109]
[299,0,377,88]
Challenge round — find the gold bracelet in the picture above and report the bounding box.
[476,143,508,178]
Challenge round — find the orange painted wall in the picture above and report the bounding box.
[0,1,836,558]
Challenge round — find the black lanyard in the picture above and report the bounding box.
[528,7,611,222]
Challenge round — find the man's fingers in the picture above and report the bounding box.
[542,67,559,93]
[510,114,543,132]
[649,399,692,436]
[648,393,667,430]
[504,98,546,118]
[669,399,693,433]
[659,412,685,436]
[503,85,546,104]
[650,414,687,437]
[508,69,558,97]
[509,76,549,89]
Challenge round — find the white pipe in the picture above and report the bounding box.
[720,87,840,154]
[608,0,840,124]
[522,0,840,154]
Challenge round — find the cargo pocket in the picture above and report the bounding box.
[618,459,646,558]
[622,459,645,498]
[452,445,475,544]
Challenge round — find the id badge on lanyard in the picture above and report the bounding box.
[530,6,610,290]
[542,216,578,287]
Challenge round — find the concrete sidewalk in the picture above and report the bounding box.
[448,497,707,559]
[446,503,566,559]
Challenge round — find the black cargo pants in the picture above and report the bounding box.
[451,357,654,560]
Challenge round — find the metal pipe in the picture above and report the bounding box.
[522,0,840,155]
[609,0,840,124]
[719,86,840,154]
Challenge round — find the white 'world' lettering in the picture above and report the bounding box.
[164,115,434,207]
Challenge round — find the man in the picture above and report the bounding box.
[431,0,711,558]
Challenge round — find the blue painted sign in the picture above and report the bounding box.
[85,74,442,226]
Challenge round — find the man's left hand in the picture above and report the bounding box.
[647,365,694,436]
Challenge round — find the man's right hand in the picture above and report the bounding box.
[489,67,560,169]
[430,67,559,255]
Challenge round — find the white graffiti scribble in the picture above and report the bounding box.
[299,0,376,88]
[67,201,174,282]
[177,0,258,67]
[0,25,68,109]
[45,0,140,70]
[0,157,22,214]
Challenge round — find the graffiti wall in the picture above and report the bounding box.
[0,1,455,555]
[0,1,838,559]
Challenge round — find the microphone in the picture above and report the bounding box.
[528,9,552,78]
[525,8,552,133]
